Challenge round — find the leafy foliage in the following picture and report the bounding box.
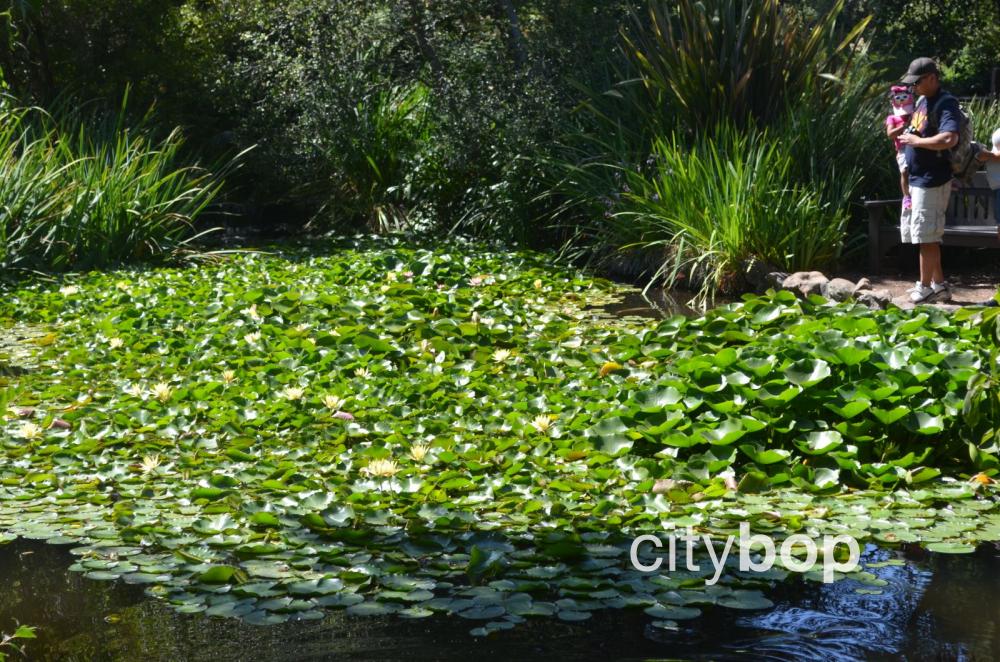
[0,623,35,662]
[1,239,999,630]
[0,93,236,271]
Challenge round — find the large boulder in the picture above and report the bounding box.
[822,278,857,302]
[782,271,828,298]
[852,277,873,294]
[857,288,892,310]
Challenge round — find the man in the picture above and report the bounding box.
[897,57,959,303]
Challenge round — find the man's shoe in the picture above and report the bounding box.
[927,281,951,302]
[908,281,934,302]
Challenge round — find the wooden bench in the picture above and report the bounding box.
[865,171,1000,271]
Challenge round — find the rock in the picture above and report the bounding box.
[857,288,892,310]
[852,277,873,294]
[781,271,829,298]
[822,278,857,302]
[742,258,782,293]
[765,272,789,290]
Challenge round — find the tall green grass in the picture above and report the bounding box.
[609,127,850,305]
[0,94,233,272]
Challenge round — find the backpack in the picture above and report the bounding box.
[926,93,984,185]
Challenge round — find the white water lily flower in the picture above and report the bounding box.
[323,395,346,411]
[152,382,173,402]
[59,285,79,296]
[125,383,144,398]
[295,323,311,332]
[221,369,236,384]
[108,337,124,349]
[19,422,43,440]
[354,367,371,379]
[244,331,262,345]
[364,458,399,478]
[491,348,512,363]
[281,386,305,401]
[409,444,430,462]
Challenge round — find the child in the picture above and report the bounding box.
[989,129,1000,226]
[884,85,915,209]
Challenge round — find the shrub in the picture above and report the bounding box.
[610,127,850,304]
[0,95,232,271]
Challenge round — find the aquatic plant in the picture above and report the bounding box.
[1,237,998,632]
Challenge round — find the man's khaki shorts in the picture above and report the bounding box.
[900,183,951,244]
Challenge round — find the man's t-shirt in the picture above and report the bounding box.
[905,91,960,188]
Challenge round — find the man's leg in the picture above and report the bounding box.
[918,242,943,286]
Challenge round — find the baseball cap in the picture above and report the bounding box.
[901,57,939,84]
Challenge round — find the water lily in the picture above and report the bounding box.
[409,444,430,462]
[125,383,144,398]
[59,285,79,296]
[108,337,124,349]
[281,386,305,401]
[491,348,512,363]
[141,454,162,474]
[533,279,543,289]
[115,281,130,291]
[354,367,371,378]
[19,422,43,440]
[364,458,399,478]
[530,414,556,433]
[323,395,346,411]
[241,304,262,322]
[152,382,173,402]
[333,411,355,421]
[244,331,262,345]
[295,323,311,332]
[221,369,236,384]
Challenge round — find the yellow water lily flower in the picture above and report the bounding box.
[19,422,43,440]
[491,348,512,363]
[323,395,346,411]
[115,281,130,291]
[108,337,124,349]
[241,304,262,322]
[354,367,372,379]
[281,386,305,401]
[152,383,173,402]
[530,414,556,433]
[409,444,430,462]
[221,370,236,384]
[141,454,162,474]
[364,458,399,478]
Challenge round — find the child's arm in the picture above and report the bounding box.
[886,123,906,139]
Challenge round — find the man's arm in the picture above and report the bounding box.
[898,131,957,150]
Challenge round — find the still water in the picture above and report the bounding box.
[2,539,998,661]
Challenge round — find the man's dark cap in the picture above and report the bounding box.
[902,57,939,84]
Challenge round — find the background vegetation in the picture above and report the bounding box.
[1,0,999,285]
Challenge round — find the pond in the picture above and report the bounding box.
[2,238,999,659]
[3,539,998,660]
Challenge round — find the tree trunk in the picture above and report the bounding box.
[497,0,528,69]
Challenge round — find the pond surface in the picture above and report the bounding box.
[2,539,997,661]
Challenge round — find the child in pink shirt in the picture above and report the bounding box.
[885,85,915,209]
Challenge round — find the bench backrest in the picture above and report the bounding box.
[946,171,995,226]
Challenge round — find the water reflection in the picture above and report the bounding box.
[2,541,999,661]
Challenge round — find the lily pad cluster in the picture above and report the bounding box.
[1,236,998,631]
